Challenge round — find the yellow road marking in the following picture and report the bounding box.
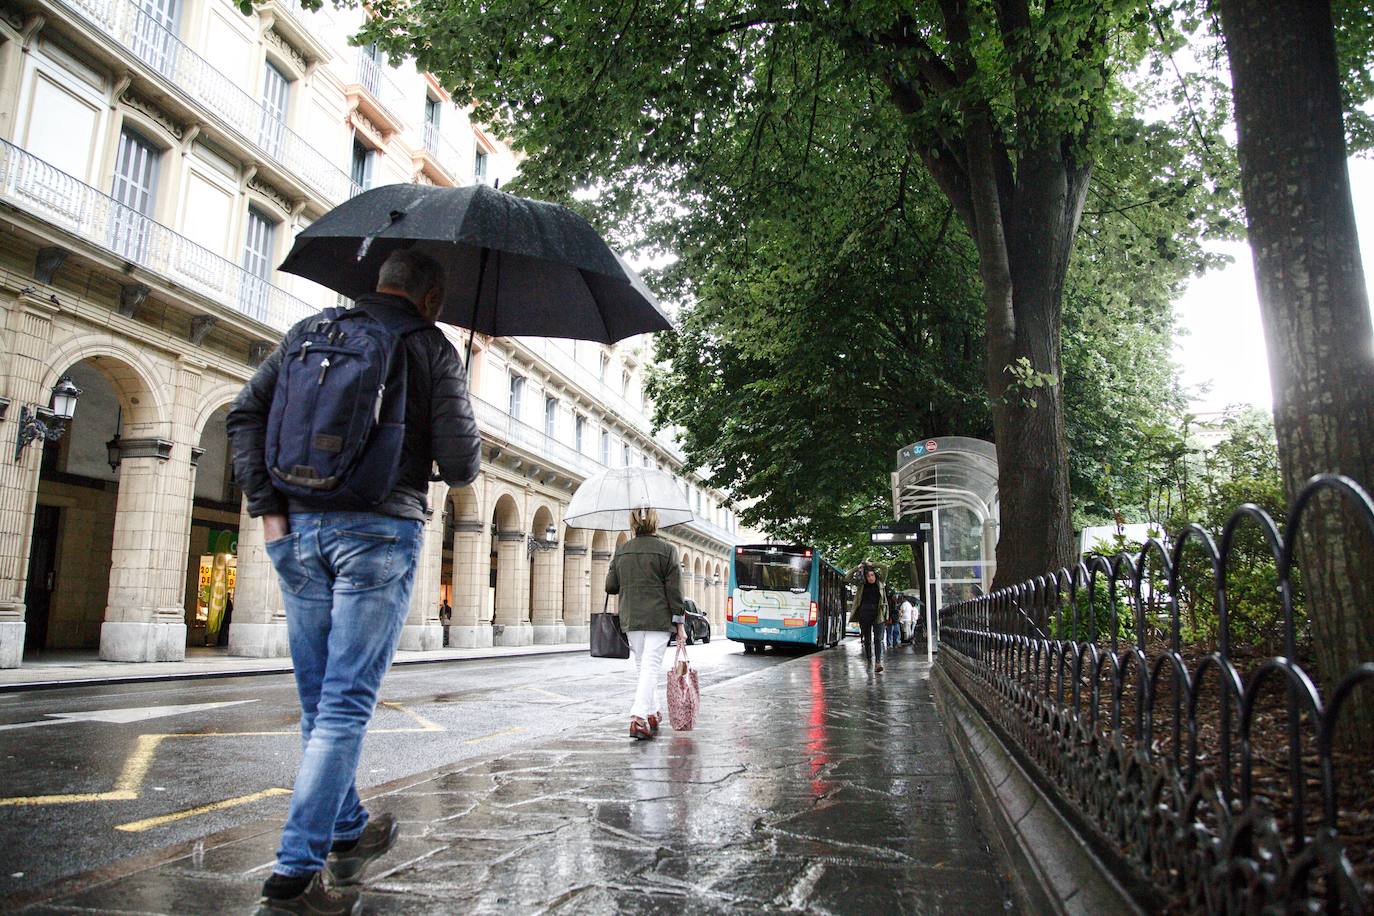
[465,726,525,744]
[114,788,292,832]
[522,686,574,702]
[0,702,445,808]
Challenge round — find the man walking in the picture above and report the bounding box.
[228,250,480,914]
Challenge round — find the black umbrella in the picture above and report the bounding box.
[278,183,672,345]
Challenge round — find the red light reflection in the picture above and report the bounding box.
[806,655,832,797]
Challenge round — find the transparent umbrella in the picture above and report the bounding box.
[565,467,694,530]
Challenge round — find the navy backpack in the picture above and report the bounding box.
[264,304,430,507]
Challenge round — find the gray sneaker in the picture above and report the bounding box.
[254,873,360,915]
[326,812,400,885]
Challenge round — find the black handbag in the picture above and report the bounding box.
[590,595,630,659]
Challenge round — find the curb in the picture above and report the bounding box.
[0,645,589,693]
[931,661,1147,916]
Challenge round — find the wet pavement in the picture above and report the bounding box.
[9,642,1014,914]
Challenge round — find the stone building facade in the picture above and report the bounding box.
[0,0,737,667]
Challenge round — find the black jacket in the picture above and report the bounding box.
[226,293,482,521]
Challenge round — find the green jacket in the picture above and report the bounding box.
[848,566,890,624]
[604,534,685,632]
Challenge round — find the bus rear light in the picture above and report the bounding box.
[783,618,805,627]
[808,601,818,625]
[738,614,759,624]
[725,597,733,621]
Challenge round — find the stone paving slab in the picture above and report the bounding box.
[9,644,1016,914]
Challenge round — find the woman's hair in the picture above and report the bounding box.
[629,507,659,535]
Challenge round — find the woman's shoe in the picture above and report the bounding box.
[647,713,661,734]
[630,717,654,740]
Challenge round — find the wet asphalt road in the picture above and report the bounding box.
[0,639,795,896]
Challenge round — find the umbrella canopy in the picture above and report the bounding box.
[279,183,672,344]
[565,467,694,531]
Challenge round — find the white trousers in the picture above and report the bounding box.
[627,629,670,720]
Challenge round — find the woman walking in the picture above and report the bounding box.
[604,507,687,740]
[849,562,888,672]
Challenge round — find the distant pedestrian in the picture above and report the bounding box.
[848,562,888,672]
[604,507,686,740]
[216,597,234,648]
[899,595,917,645]
[885,589,901,649]
[228,250,481,915]
[439,600,452,647]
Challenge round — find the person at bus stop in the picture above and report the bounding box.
[885,589,901,649]
[899,595,917,645]
[604,506,687,740]
[848,563,888,672]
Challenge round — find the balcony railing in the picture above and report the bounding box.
[354,52,412,126]
[470,395,605,479]
[422,122,466,181]
[60,0,356,203]
[0,140,316,332]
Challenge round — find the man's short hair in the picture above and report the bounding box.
[377,249,444,302]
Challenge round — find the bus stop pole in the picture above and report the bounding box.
[924,536,936,664]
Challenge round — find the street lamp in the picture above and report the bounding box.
[15,377,82,462]
[527,524,559,556]
[105,434,122,473]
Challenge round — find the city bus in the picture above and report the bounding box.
[726,544,846,653]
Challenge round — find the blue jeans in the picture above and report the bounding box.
[886,622,901,647]
[265,511,423,877]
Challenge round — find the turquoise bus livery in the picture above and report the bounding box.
[726,544,845,653]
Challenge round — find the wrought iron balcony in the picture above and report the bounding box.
[353,52,411,125]
[420,122,466,184]
[0,139,317,332]
[60,0,356,204]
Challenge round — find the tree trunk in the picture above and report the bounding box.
[1217,0,1374,742]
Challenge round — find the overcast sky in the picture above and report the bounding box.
[1171,158,1374,419]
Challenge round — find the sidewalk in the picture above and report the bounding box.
[0,643,587,691]
[8,644,1014,914]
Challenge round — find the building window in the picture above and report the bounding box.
[424,96,441,154]
[599,430,610,466]
[109,127,159,261]
[575,413,585,453]
[351,137,374,192]
[544,396,557,438]
[508,373,524,419]
[259,60,290,156]
[473,145,488,184]
[240,206,277,321]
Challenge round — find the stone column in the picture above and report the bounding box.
[530,541,564,644]
[396,481,447,651]
[590,549,612,620]
[562,545,590,643]
[492,530,531,645]
[99,439,189,661]
[450,517,490,648]
[229,506,288,657]
[0,293,59,666]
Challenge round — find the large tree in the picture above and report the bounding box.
[351,0,1203,586]
[1212,0,1374,736]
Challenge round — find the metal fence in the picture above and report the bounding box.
[938,473,1374,913]
[60,0,356,203]
[0,140,317,332]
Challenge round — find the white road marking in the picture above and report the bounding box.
[0,700,257,731]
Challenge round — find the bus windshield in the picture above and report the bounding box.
[735,551,812,592]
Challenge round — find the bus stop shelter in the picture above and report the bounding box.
[890,437,999,621]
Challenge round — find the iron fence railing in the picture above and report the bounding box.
[938,474,1374,913]
[422,122,466,180]
[61,0,355,203]
[0,140,317,331]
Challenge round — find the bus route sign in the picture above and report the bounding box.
[869,522,926,546]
